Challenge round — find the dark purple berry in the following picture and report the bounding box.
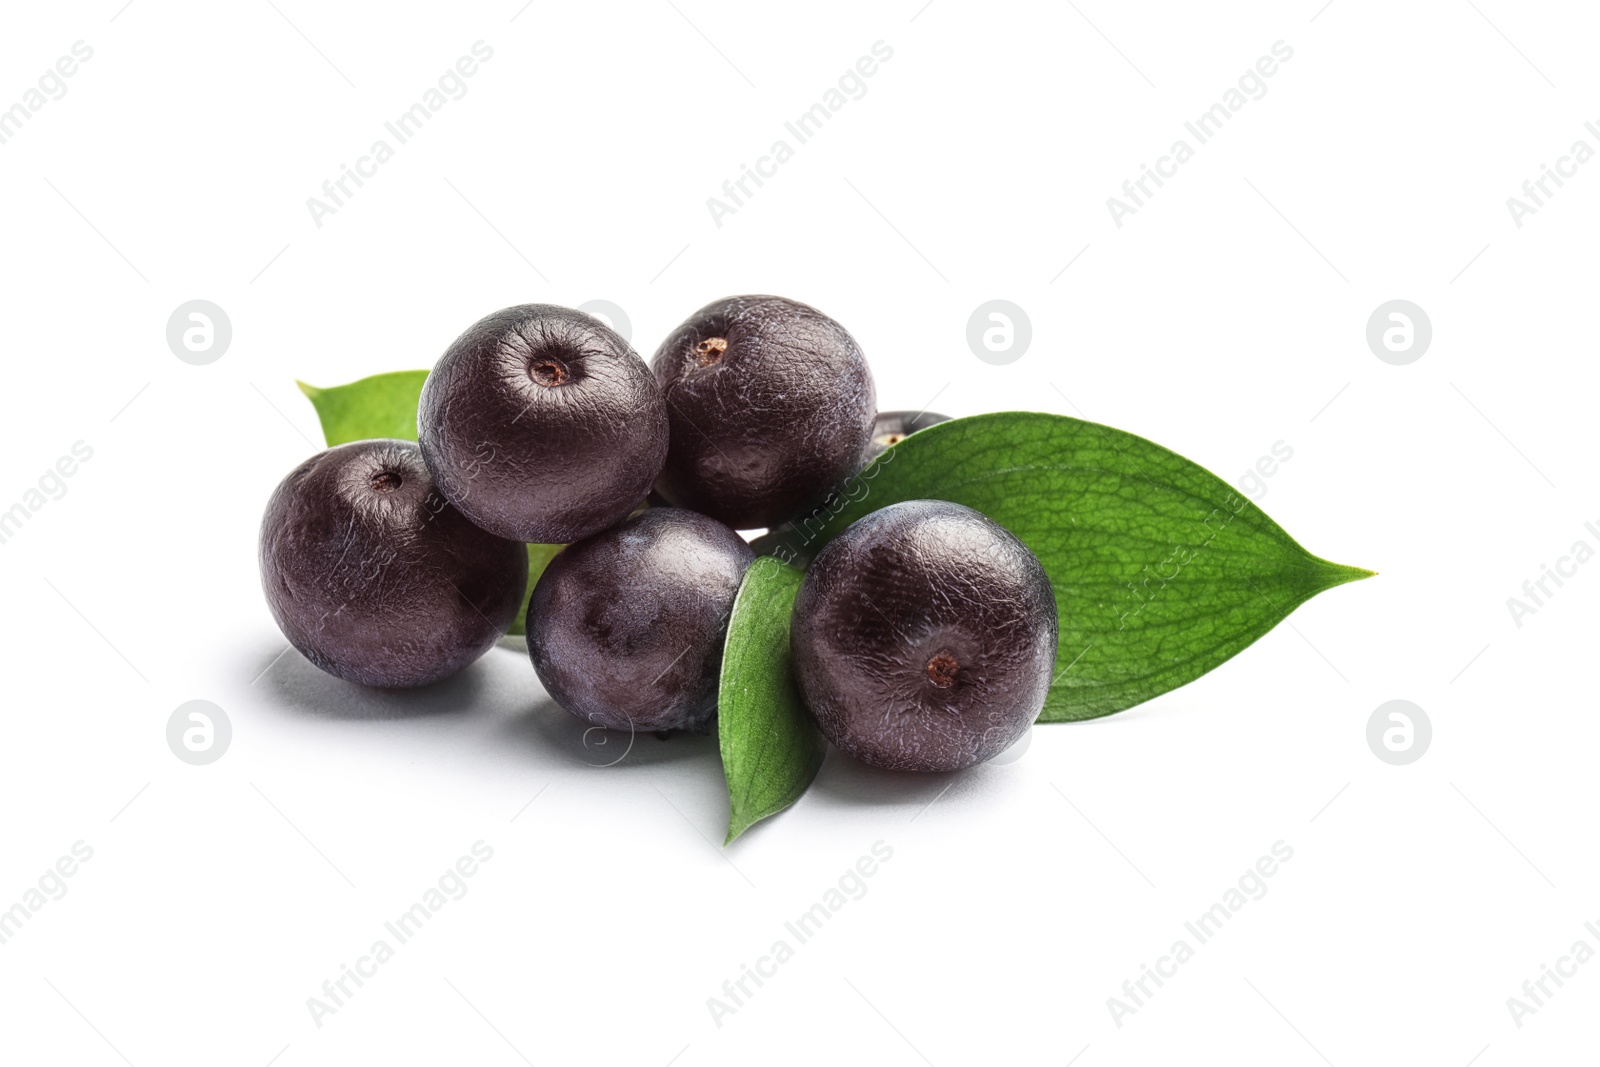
[526,508,754,732]
[418,304,668,544]
[864,410,952,462]
[259,440,526,688]
[650,295,875,529]
[791,500,1058,771]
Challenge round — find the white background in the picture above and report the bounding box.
[0,1,1595,1064]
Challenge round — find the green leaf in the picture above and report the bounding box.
[297,371,429,445]
[505,543,563,637]
[297,370,562,635]
[753,412,1373,722]
[718,556,825,844]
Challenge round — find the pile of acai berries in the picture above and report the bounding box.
[259,297,1058,772]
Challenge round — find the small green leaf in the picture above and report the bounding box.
[297,370,561,635]
[297,370,429,445]
[718,556,825,844]
[505,543,563,637]
[754,412,1373,722]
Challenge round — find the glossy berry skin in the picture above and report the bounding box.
[864,410,951,462]
[259,440,527,688]
[650,295,875,530]
[526,508,755,733]
[791,500,1058,772]
[418,304,668,544]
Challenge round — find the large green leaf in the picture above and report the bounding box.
[297,370,560,635]
[718,557,824,843]
[753,412,1372,722]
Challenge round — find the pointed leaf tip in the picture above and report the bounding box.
[1320,560,1378,586]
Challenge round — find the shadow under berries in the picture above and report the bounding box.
[258,640,492,722]
[496,699,722,771]
[804,748,965,807]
